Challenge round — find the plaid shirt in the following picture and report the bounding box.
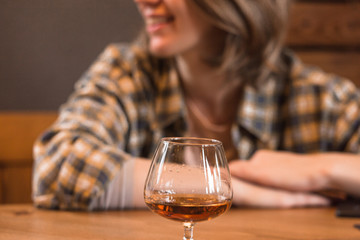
[32,43,360,210]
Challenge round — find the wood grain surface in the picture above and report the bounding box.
[0,205,359,240]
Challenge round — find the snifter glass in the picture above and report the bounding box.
[144,137,233,240]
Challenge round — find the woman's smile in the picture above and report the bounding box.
[134,0,215,57]
[144,15,175,34]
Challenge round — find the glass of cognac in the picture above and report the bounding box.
[144,137,233,240]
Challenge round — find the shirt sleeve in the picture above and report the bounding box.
[32,44,141,210]
[328,78,360,153]
[89,157,135,210]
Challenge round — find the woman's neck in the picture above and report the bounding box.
[176,53,224,98]
[175,52,243,125]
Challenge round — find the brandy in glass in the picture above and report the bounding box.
[144,137,233,240]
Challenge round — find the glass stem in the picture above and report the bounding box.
[183,222,195,240]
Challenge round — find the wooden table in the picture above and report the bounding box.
[0,204,359,240]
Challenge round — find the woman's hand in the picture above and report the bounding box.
[231,177,330,208]
[229,150,360,206]
[229,150,332,192]
[229,150,334,208]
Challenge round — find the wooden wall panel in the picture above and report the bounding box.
[1,166,33,203]
[0,112,57,163]
[294,50,360,86]
[0,112,57,204]
[0,169,2,203]
[287,0,360,86]
[287,1,360,48]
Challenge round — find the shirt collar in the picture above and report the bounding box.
[151,54,294,146]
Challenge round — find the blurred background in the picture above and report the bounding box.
[0,0,142,110]
[0,0,360,204]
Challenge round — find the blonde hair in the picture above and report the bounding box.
[192,0,292,85]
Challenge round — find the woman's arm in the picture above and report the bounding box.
[323,153,360,197]
[32,44,150,210]
[132,158,152,208]
[231,177,330,208]
[229,150,360,203]
[88,157,151,210]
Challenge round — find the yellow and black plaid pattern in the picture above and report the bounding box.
[32,44,360,210]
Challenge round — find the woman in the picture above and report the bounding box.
[32,0,360,210]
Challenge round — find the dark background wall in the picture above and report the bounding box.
[0,0,143,110]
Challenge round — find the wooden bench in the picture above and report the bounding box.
[1,0,360,204]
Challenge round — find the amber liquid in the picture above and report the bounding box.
[145,193,231,222]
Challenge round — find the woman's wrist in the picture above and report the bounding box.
[317,153,360,197]
[317,153,339,190]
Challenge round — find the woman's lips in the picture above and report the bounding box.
[145,16,174,33]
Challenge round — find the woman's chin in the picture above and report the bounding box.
[149,47,175,58]
[149,40,177,58]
